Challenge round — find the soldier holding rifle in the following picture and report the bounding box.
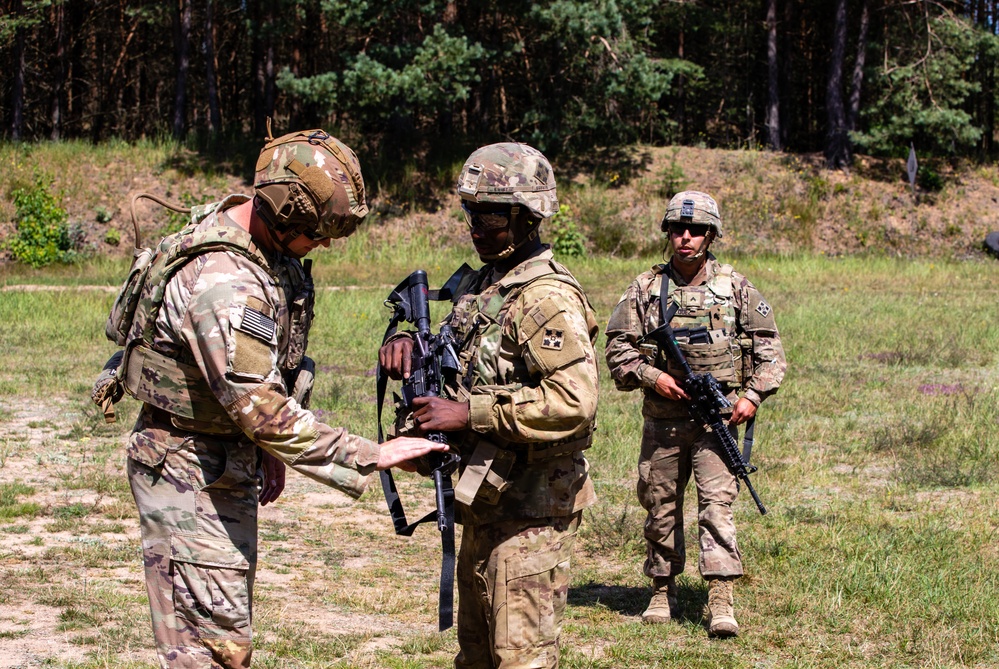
[604,190,786,637]
[379,143,598,669]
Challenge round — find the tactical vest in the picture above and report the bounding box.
[650,263,751,389]
[445,256,595,505]
[104,197,315,435]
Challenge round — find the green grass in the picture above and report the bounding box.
[0,245,998,667]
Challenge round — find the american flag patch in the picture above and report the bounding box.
[239,306,276,342]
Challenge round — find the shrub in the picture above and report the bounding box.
[5,176,74,267]
[548,205,587,258]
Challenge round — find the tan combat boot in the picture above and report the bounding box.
[706,577,739,637]
[641,576,678,624]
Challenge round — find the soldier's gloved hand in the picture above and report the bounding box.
[259,450,286,506]
[729,397,757,426]
[412,396,470,432]
[378,336,414,380]
[653,371,690,401]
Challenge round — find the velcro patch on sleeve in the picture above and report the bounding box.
[230,297,276,379]
[755,301,771,319]
[526,311,586,374]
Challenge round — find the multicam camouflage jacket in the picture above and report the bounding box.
[439,247,600,525]
[605,254,786,420]
[123,195,378,497]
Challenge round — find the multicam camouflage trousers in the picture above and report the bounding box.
[455,513,581,669]
[128,434,259,669]
[637,417,743,579]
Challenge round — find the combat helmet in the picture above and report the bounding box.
[661,190,723,238]
[254,125,368,241]
[456,142,557,260]
[457,143,558,219]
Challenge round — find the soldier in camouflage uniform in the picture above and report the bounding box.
[379,143,598,669]
[102,129,444,668]
[604,190,785,638]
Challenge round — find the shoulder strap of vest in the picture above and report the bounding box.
[139,221,273,344]
[707,262,735,298]
[492,258,584,324]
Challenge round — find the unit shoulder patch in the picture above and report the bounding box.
[755,301,772,319]
[541,328,564,351]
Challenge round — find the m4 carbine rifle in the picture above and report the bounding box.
[640,317,768,515]
[377,269,462,631]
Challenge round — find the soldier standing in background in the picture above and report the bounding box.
[604,191,786,637]
[379,143,599,669]
[97,128,443,668]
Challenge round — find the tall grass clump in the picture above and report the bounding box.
[870,388,999,487]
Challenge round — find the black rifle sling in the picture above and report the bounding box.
[658,274,756,462]
[376,288,457,632]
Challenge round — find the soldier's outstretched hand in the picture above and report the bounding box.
[379,337,414,380]
[377,436,448,471]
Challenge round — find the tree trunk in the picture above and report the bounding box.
[251,0,276,136]
[205,0,222,134]
[825,0,849,168]
[765,0,781,150]
[50,0,66,140]
[10,0,26,140]
[847,0,870,134]
[172,0,192,139]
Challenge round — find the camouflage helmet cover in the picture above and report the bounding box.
[254,129,368,239]
[456,142,558,219]
[662,190,723,238]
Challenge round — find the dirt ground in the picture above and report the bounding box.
[0,397,456,668]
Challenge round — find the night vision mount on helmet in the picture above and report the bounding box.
[661,190,723,238]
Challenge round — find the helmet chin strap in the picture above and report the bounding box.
[253,199,308,256]
[477,206,539,262]
[480,227,538,261]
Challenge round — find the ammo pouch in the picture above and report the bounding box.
[666,339,741,388]
[286,356,316,408]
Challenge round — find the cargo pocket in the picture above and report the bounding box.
[498,546,571,651]
[127,431,172,469]
[171,533,251,638]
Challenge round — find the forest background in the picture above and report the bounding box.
[6,0,999,171]
[5,0,999,263]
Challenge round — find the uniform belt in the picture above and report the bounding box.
[146,405,244,439]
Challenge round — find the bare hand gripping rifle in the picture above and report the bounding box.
[640,305,768,515]
[377,269,463,631]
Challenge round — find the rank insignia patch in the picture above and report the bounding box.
[755,301,772,318]
[238,306,276,342]
[542,328,564,350]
